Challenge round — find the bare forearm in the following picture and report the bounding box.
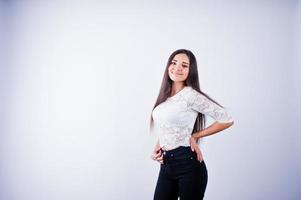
[192,121,234,139]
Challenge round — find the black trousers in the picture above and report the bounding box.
[153,146,208,200]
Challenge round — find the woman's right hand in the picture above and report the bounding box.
[189,136,204,162]
[150,147,164,164]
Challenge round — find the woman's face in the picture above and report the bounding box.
[168,53,190,83]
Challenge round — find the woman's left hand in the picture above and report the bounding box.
[189,136,203,161]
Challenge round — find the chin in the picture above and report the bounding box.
[171,78,185,82]
[169,74,186,82]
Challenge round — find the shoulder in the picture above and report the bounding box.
[183,86,205,104]
[185,86,203,98]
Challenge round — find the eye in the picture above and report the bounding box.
[171,61,176,65]
[183,65,188,68]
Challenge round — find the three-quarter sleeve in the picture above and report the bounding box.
[188,88,234,123]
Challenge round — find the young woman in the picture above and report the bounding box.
[150,49,234,200]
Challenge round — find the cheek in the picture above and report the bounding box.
[167,67,172,75]
[184,69,189,76]
[168,66,173,73]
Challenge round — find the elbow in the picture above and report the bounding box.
[226,120,234,130]
[218,120,234,127]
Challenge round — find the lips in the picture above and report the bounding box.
[171,71,183,75]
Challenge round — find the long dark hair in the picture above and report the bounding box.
[150,49,225,138]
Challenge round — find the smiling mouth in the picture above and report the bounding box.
[172,71,183,75]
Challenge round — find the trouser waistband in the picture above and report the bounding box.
[161,146,192,159]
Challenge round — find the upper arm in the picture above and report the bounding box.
[188,89,234,123]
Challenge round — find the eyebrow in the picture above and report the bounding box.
[172,59,189,65]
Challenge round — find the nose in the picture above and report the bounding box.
[174,63,183,71]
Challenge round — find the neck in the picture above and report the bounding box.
[171,82,185,95]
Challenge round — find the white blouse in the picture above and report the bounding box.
[151,86,234,151]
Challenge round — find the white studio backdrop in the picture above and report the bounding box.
[0,0,300,200]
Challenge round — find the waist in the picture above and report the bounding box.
[162,146,193,158]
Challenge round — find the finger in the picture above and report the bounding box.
[154,152,162,159]
[152,152,161,160]
[190,141,194,151]
[199,154,203,161]
[191,143,195,152]
[155,152,162,159]
[196,151,203,161]
[189,139,194,151]
[157,155,163,160]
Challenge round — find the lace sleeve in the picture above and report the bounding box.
[188,89,234,123]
